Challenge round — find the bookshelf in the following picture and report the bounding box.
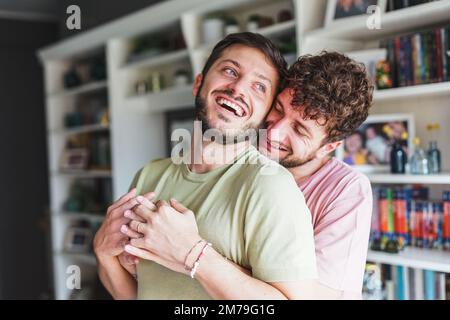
[367,248,450,274]
[37,0,450,299]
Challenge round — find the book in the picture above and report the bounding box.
[424,270,436,300]
[413,268,425,300]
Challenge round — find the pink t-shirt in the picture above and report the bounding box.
[298,157,372,299]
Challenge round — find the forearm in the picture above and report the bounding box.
[194,248,287,300]
[97,255,137,299]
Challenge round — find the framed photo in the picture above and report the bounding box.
[60,148,89,171]
[64,226,94,253]
[165,107,195,157]
[325,0,387,26]
[346,48,387,86]
[335,114,414,173]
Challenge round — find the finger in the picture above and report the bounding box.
[142,191,156,201]
[124,245,156,261]
[129,220,147,234]
[155,200,169,209]
[123,251,139,264]
[109,188,137,212]
[136,195,157,211]
[110,197,140,219]
[129,237,147,249]
[169,198,190,214]
[120,224,143,239]
[124,209,145,222]
[133,204,154,221]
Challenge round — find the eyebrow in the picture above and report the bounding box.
[276,98,313,138]
[220,59,272,87]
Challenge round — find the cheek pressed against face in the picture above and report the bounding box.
[193,45,279,135]
[263,89,328,167]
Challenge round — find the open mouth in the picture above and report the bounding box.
[215,97,247,118]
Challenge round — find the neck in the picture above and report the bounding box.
[188,137,250,174]
[288,155,331,184]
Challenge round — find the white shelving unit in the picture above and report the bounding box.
[367,248,450,274]
[37,0,450,299]
[367,173,450,185]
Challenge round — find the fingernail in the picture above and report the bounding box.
[124,210,132,218]
[120,225,128,233]
[136,196,145,203]
[171,198,178,203]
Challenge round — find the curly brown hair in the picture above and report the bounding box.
[284,51,374,143]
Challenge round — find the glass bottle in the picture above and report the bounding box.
[427,141,441,174]
[410,137,430,175]
[390,140,407,173]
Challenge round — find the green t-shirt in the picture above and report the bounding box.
[133,145,317,299]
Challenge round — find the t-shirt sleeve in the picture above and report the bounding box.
[314,175,372,293]
[128,167,143,191]
[244,168,318,282]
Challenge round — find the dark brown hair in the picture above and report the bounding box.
[285,51,374,143]
[201,32,287,92]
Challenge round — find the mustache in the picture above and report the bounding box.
[212,89,248,110]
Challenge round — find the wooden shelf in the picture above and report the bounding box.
[51,123,110,136]
[54,170,112,178]
[122,48,189,70]
[127,84,194,113]
[367,248,450,273]
[50,80,108,98]
[374,82,450,102]
[305,1,450,41]
[366,172,450,185]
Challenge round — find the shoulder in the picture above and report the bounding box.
[133,157,174,189]
[321,158,371,196]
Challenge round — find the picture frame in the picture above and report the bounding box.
[345,48,387,86]
[60,148,89,171]
[64,226,94,253]
[335,114,415,173]
[165,107,196,157]
[324,0,387,27]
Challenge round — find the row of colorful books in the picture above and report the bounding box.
[370,187,450,251]
[363,263,449,300]
[380,25,450,88]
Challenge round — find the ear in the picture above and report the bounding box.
[315,140,343,159]
[192,74,203,96]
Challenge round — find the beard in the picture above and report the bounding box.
[279,151,316,168]
[194,81,262,145]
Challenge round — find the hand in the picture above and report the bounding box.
[121,198,201,274]
[117,252,139,276]
[93,188,155,261]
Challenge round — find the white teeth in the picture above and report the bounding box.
[218,98,244,117]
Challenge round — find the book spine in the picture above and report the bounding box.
[424,270,435,300]
[414,268,424,300]
[435,28,443,82]
[441,28,448,81]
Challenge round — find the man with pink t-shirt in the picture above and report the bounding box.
[260,52,373,298]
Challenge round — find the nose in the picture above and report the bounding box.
[226,78,248,100]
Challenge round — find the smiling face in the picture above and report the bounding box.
[262,89,336,168]
[192,44,279,142]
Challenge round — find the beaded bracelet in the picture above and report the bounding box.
[189,242,212,279]
[183,239,205,271]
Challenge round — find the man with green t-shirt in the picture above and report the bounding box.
[93,33,321,299]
